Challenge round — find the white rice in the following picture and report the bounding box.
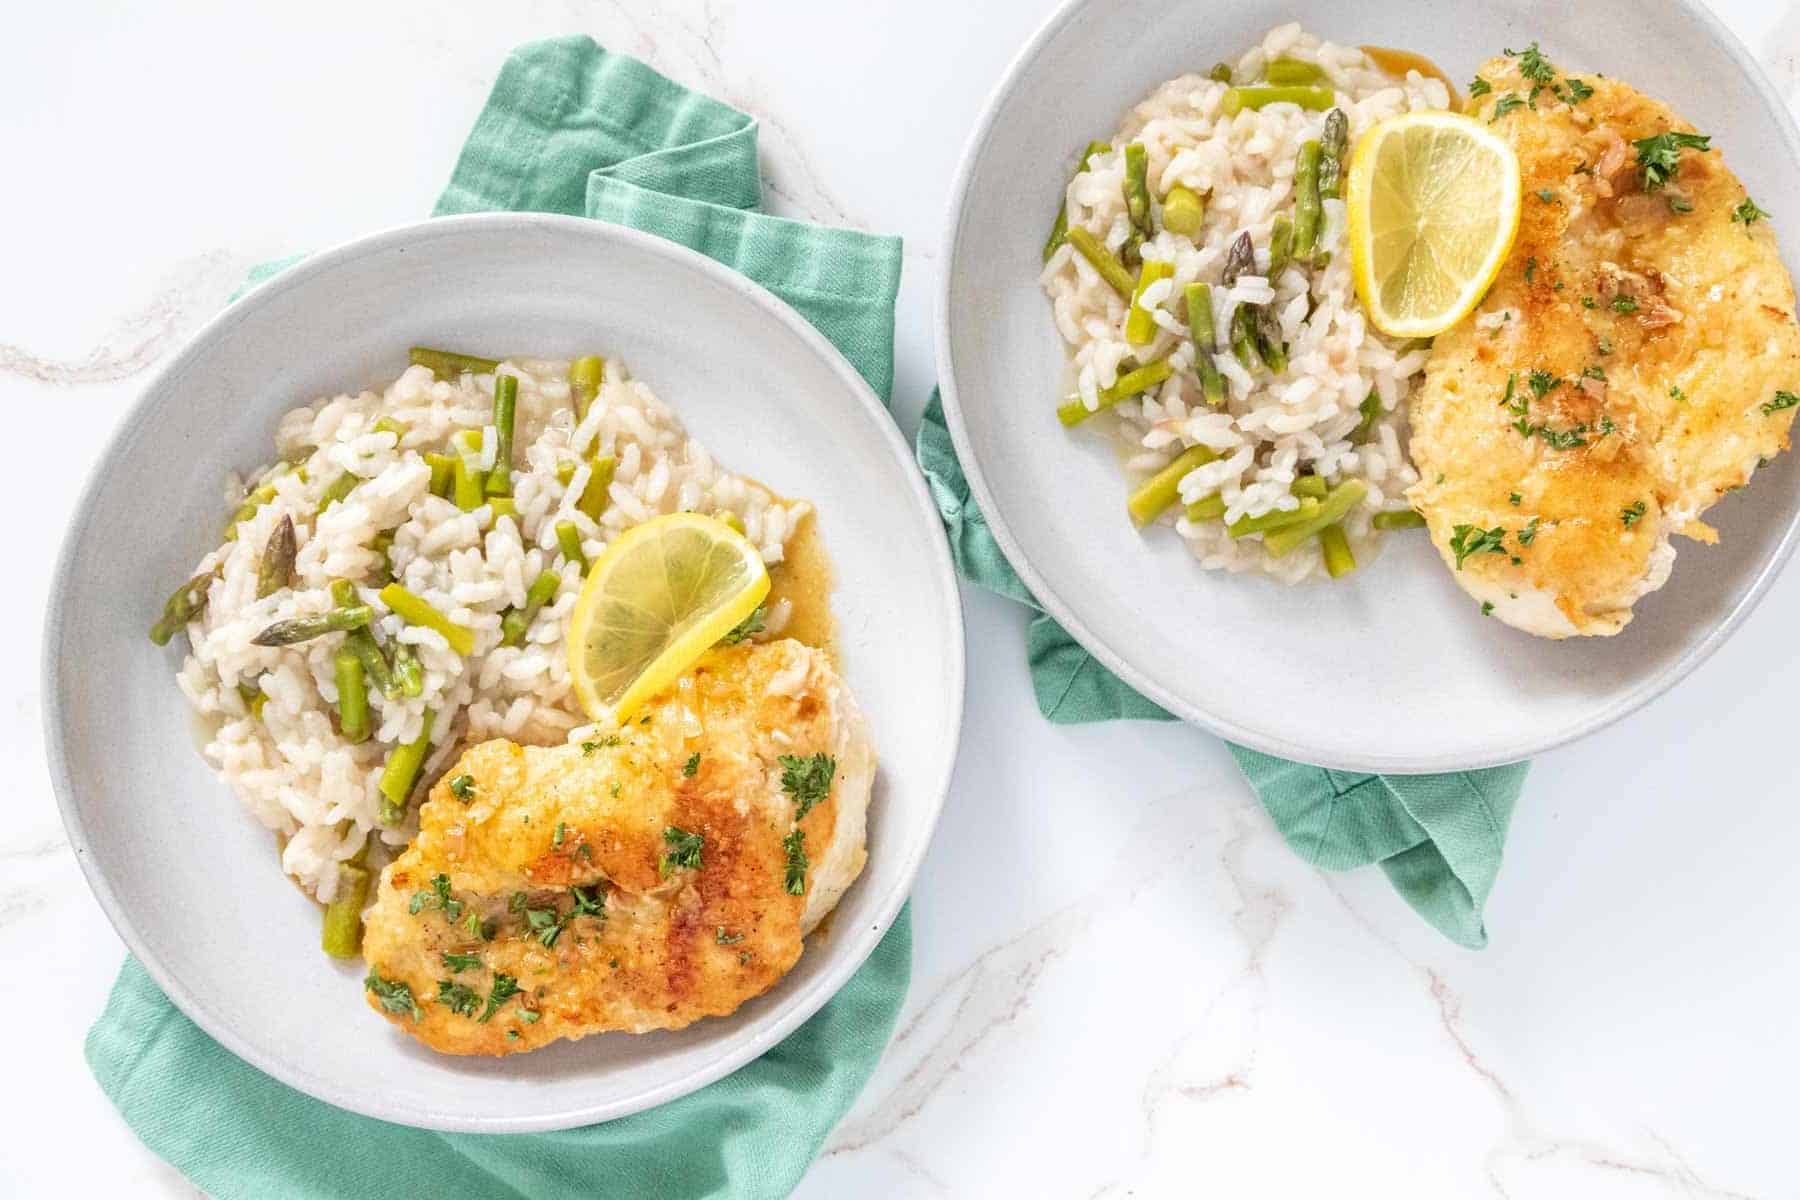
[1042,25,1449,582]
[173,358,808,900]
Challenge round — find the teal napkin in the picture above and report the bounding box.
[917,395,1527,948]
[87,37,910,1199]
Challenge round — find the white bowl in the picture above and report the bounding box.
[44,213,964,1131]
[938,0,1800,772]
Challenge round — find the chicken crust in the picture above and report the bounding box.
[1408,53,1800,636]
[360,639,873,1055]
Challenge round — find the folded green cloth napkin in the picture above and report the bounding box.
[917,395,1526,948]
[86,38,910,1199]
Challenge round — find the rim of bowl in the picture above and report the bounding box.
[43,211,966,1132]
[933,0,1800,773]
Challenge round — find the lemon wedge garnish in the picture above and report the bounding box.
[1347,111,1522,338]
[566,512,769,723]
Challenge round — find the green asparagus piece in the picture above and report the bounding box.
[369,530,396,584]
[569,355,606,420]
[1127,445,1217,527]
[1160,185,1206,238]
[378,583,475,656]
[555,461,578,487]
[1066,226,1138,298]
[150,571,214,645]
[576,456,616,523]
[1317,109,1349,201]
[1123,143,1152,240]
[224,465,292,540]
[1126,259,1175,346]
[1228,497,1320,538]
[1208,62,1234,84]
[1265,57,1326,86]
[391,640,423,698]
[1221,85,1334,116]
[257,515,297,599]
[1057,360,1175,426]
[484,374,518,497]
[1292,140,1324,257]
[251,605,372,647]
[1263,480,1370,557]
[500,571,561,647]
[1291,475,1329,500]
[334,646,370,743]
[409,347,499,379]
[1184,283,1227,405]
[555,520,588,572]
[449,430,486,511]
[1221,231,1257,286]
[1319,524,1357,577]
[1267,214,1295,279]
[373,416,407,440]
[330,579,358,608]
[1351,387,1382,442]
[1254,308,1288,373]
[424,453,455,498]
[320,863,371,959]
[377,708,435,825]
[237,681,267,721]
[315,472,358,515]
[1372,510,1427,530]
[488,496,518,521]
[1185,493,1228,521]
[1042,141,1114,262]
[344,628,398,700]
[1230,304,1264,371]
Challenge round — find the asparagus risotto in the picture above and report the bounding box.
[1042,25,1451,582]
[162,352,810,902]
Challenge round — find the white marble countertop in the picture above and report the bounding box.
[7,1,1800,1195]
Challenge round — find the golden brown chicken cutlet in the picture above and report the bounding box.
[1408,51,1800,636]
[359,639,874,1055]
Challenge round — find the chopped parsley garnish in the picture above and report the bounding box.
[1491,95,1525,121]
[479,973,521,1022]
[442,951,483,972]
[519,1008,542,1024]
[660,826,705,875]
[721,605,767,645]
[1733,196,1772,225]
[782,829,809,896]
[410,873,464,922]
[1524,257,1537,283]
[449,774,477,802]
[1666,194,1693,215]
[1516,517,1541,546]
[1449,524,1509,570]
[1508,492,1522,506]
[1469,76,1492,97]
[437,980,481,1018]
[1507,42,1556,83]
[1621,501,1647,527]
[553,822,567,848]
[1581,365,1606,381]
[1598,337,1615,355]
[507,1030,520,1041]
[1763,390,1800,415]
[1534,424,1590,450]
[1670,385,1687,402]
[581,735,620,755]
[1598,415,1616,436]
[778,753,837,820]
[1535,188,1556,203]
[1581,296,1597,309]
[570,885,606,920]
[1611,295,1639,314]
[365,971,421,1021]
[683,752,701,778]
[510,891,570,948]
[1558,77,1594,104]
[1527,369,1559,399]
[1634,130,1711,191]
[576,843,594,862]
[1498,373,1526,418]
[715,928,746,946]
[1481,602,1495,616]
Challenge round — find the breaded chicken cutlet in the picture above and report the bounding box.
[1408,49,1800,636]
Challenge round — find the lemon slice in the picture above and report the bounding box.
[1347,111,1521,338]
[566,512,770,723]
